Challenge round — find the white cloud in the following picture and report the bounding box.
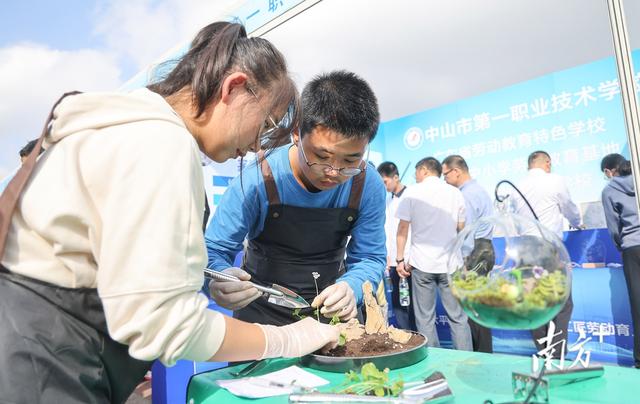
[0,0,240,178]
[0,43,122,178]
[93,0,240,72]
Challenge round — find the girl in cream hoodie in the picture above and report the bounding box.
[0,22,338,403]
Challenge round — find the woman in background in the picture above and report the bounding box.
[601,153,640,369]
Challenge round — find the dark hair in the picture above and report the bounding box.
[148,21,298,150]
[377,161,399,177]
[442,155,469,172]
[601,153,632,176]
[300,70,380,142]
[19,139,43,158]
[527,150,550,168]
[416,157,442,177]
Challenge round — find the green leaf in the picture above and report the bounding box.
[291,308,306,320]
[338,332,346,346]
[345,370,360,382]
[360,363,387,384]
[390,380,404,396]
[337,362,402,397]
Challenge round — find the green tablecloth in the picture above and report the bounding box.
[187,348,638,403]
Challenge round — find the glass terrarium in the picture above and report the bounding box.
[447,212,572,330]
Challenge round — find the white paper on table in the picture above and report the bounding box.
[216,365,329,399]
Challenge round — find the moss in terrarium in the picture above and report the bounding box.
[452,269,569,329]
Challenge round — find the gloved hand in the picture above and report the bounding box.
[257,317,340,359]
[208,267,262,310]
[311,281,357,321]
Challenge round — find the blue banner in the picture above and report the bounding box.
[376,51,640,205]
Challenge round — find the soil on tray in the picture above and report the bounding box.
[323,332,425,358]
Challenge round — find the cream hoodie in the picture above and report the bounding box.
[1,88,225,365]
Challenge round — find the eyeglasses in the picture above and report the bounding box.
[442,169,455,177]
[246,85,294,149]
[298,139,367,177]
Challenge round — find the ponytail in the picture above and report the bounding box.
[601,153,632,176]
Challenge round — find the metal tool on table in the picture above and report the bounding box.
[511,366,604,403]
[230,359,269,378]
[289,371,453,403]
[204,268,309,309]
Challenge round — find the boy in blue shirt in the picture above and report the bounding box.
[205,70,386,325]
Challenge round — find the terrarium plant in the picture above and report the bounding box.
[447,209,572,330]
[322,281,424,357]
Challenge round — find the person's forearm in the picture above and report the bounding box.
[208,316,266,362]
[206,239,240,270]
[396,221,409,261]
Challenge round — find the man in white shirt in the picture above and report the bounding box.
[395,157,472,350]
[514,150,583,357]
[378,161,415,331]
[513,151,583,238]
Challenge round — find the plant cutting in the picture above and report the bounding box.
[336,362,404,397]
[322,281,425,357]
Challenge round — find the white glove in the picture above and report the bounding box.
[257,317,340,359]
[208,267,261,310]
[311,281,357,321]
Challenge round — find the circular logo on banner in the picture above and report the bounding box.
[404,127,424,150]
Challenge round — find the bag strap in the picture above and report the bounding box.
[0,91,81,261]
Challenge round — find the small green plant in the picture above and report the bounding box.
[293,281,347,347]
[329,314,341,325]
[336,363,403,397]
[330,315,347,346]
[293,311,346,346]
[292,308,305,321]
[338,333,346,346]
[291,307,322,321]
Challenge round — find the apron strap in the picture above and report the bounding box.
[347,166,366,210]
[0,91,81,262]
[257,150,281,205]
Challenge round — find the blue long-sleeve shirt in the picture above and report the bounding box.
[204,145,386,304]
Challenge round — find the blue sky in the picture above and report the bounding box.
[0,1,101,50]
[0,0,162,81]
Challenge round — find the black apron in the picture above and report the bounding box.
[0,93,151,403]
[235,154,365,326]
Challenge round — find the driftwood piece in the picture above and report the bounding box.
[337,318,366,341]
[387,325,412,344]
[376,280,388,328]
[363,281,386,334]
